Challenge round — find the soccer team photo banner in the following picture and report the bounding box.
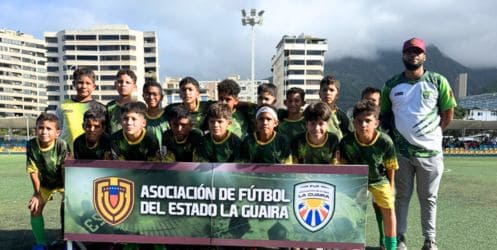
[64,160,368,249]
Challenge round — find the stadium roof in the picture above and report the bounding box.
[446,119,497,130]
[459,92,497,110]
[0,117,37,129]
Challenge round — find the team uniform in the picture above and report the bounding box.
[291,132,339,164]
[162,129,203,162]
[338,131,398,209]
[110,129,160,161]
[56,98,105,152]
[165,101,215,133]
[106,100,124,135]
[145,109,170,148]
[192,132,242,162]
[73,133,111,160]
[327,108,352,140]
[380,70,457,241]
[278,116,306,142]
[26,138,69,201]
[241,132,292,164]
[228,108,253,140]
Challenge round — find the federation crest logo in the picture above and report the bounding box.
[294,182,335,232]
[93,177,134,225]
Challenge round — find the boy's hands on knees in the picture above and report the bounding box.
[28,194,42,214]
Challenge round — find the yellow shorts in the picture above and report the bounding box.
[368,183,394,209]
[39,186,64,203]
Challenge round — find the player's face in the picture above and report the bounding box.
[284,93,305,115]
[218,93,239,111]
[257,92,277,106]
[208,117,231,141]
[306,119,328,142]
[143,86,163,109]
[73,75,96,101]
[256,112,278,137]
[170,118,192,141]
[353,113,379,139]
[180,83,199,105]
[83,119,105,144]
[402,47,426,70]
[36,121,60,147]
[362,92,380,107]
[319,84,339,106]
[115,74,136,97]
[121,112,146,137]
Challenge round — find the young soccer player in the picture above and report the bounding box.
[241,104,292,164]
[319,75,352,140]
[337,100,398,250]
[110,101,160,161]
[291,102,339,164]
[56,67,105,153]
[143,81,169,148]
[217,78,253,139]
[192,103,242,162]
[162,105,203,162]
[27,113,70,250]
[257,83,278,106]
[278,87,306,142]
[73,107,111,160]
[106,69,138,135]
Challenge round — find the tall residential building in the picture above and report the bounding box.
[44,24,159,111]
[455,73,468,99]
[0,29,47,117]
[271,34,327,107]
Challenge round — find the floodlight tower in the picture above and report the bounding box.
[241,9,264,102]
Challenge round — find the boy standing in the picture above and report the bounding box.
[162,105,203,162]
[319,75,352,140]
[73,107,111,160]
[241,105,292,164]
[193,103,242,162]
[56,68,104,153]
[143,81,169,147]
[217,79,253,139]
[278,87,306,142]
[337,100,398,250]
[106,70,138,135]
[27,113,70,250]
[291,102,339,164]
[257,83,278,106]
[110,102,160,161]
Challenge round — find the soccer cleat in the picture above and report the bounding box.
[396,234,407,250]
[32,244,47,250]
[421,240,438,250]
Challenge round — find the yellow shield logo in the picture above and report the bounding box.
[93,177,134,225]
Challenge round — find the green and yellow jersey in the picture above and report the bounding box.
[241,132,292,164]
[291,132,339,164]
[278,116,306,142]
[338,131,398,185]
[26,138,69,189]
[146,109,169,147]
[192,132,242,163]
[73,133,111,160]
[162,129,203,162]
[110,129,160,161]
[327,108,353,140]
[106,100,123,135]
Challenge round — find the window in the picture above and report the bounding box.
[76,35,96,40]
[305,89,320,95]
[48,96,60,101]
[63,55,75,60]
[47,86,60,91]
[64,35,75,40]
[491,111,497,116]
[47,76,59,83]
[306,70,323,75]
[77,45,97,51]
[47,67,59,72]
[144,37,156,43]
[100,55,120,61]
[289,50,305,55]
[77,55,98,61]
[289,60,305,65]
[307,60,323,66]
[47,57,58,63]
[120,35,136,41]
[145,57,156,63]
[100,75,116,81]
[286,79,305,85]
[63,45,75,51]
[287,70,305,75]
[100,86,115,90]
[100,65,121,71]
[307,50,323,55]
[45,37,58,43]
[47,47,58,53]
[144,47,156,53]
[121,55,136,61]
[99,35,119,40]
[100,45,120,51]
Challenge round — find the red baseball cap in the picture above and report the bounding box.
[403,38,426,53]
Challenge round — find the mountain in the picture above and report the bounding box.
[324,46,497,110]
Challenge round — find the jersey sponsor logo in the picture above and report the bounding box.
[422,90,433,99]
[93,177,134,225]
[294,181,335,232]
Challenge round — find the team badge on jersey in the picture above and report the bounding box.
[93,177,134,225]
[294,182,335,232]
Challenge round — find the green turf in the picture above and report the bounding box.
[1,155,496,249]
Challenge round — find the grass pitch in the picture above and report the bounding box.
[1,154,496,249]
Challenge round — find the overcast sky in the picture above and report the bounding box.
[1,0,496,81]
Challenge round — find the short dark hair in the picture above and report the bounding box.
[304,102,331,122]
[257,83,277,97]
[179,76,200,90]
[36,112,60,129]
[83,106,106,125]
[116,69,137,84]
[320,75,341,90]
[73,67,96,84]
[217,79,241,97]
[206,103,232,120]
[143,81,164,97]
[169,105,190,121]
[353,100,379,119]
[286,87,305,102]
[120,101,147,118]
[361,86,381,99]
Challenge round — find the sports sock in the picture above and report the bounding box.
[374,205,385,246]
[31,215,46,245]
[385,236,397,250]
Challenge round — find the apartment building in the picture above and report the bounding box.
[0,29,47,117]
[44,24,159,111]
[271,34,327,107]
